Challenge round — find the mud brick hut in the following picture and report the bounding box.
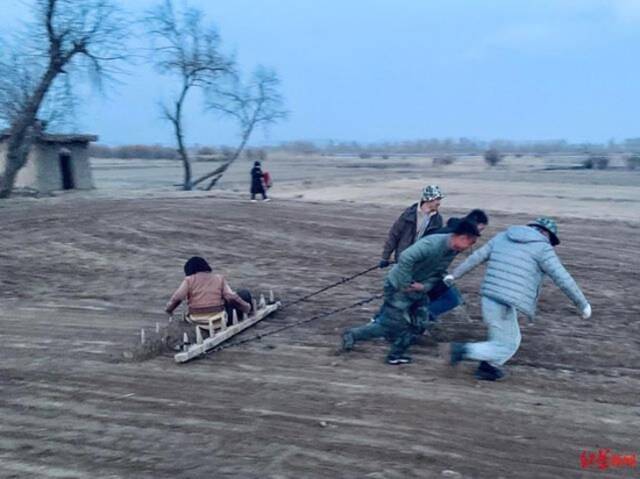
[0,130,97,194]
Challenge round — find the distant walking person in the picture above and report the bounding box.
[379,185,444,268]
[250,161,270,202]
[446,217,592,381]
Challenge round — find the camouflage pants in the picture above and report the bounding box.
[348,279,430,359]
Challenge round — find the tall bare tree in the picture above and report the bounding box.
[191,67,287,190]
[145,0,234,190]
[0,0,128,198]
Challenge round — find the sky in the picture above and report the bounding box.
[2,0,640,146]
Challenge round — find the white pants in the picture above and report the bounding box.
[465,296,521,366]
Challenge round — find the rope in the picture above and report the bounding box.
[207,292,383,356]
[280,263,383,309]
[184,263,388,358]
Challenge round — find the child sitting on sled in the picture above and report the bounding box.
[165,256,252,329]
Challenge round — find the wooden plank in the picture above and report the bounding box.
[174,302,281,363]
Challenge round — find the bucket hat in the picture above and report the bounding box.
[421,185,444,202]
[528,217,560,246]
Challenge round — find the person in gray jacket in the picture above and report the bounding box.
[445,217,592,381]
[343,220,481,365]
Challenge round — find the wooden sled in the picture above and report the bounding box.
[174,292,281,363]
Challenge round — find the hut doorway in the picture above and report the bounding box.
[58,149,75,190]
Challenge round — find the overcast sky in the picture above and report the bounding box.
[2,0,640,146]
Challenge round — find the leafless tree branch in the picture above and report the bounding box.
[191,67,287,189]
[145,0,234,190]
[0,0,129,198]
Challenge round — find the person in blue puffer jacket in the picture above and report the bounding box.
[445,217,591,381]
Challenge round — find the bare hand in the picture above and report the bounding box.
[405,282,425,293]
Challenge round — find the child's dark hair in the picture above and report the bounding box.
[465,209,488,225]
[184,256,212,276]
[453,219,481,237]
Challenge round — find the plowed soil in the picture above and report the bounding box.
[0,193,638,478]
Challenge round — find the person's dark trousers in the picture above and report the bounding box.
[347,279,429,359]
[251,182,268,200]
[427,280,463,320]
[225,289,252,326]
[251,191,268,200]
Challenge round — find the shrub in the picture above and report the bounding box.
[484,149,503,167]
[220,146,234,161]
[358,152,372,159]
[583,155,609,170]
[432,155,456,166]
[626,154,640,170]
[88,144,177,159]
[595,156,609,169]
[197,146,216,155]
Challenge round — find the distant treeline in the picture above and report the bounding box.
[90,137,640,160]
[90,144,178,159]
[277,138,640,155]
[89,144,268,161]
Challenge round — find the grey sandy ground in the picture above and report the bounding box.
[0,196,638,478]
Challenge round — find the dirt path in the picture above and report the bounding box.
[0,195,638,478]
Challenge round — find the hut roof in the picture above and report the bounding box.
[0,131,98,144]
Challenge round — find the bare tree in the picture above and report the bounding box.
[145,0,234,190]
[0,0,128,198]
[191,67,287,190]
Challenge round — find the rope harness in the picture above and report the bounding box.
[207,292,384,356]
[280,263,381,309]
[204,263,386,356]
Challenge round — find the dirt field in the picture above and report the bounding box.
[92,153,640,220]
[1,167,639,479]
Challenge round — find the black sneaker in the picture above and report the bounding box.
[449,342,466,366]
[341,331,355,352]
[474,361,505,381]
[386,355,412,365]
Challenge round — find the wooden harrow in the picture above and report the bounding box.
[174,291,280,363]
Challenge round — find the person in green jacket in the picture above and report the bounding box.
[342,220,481,365]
